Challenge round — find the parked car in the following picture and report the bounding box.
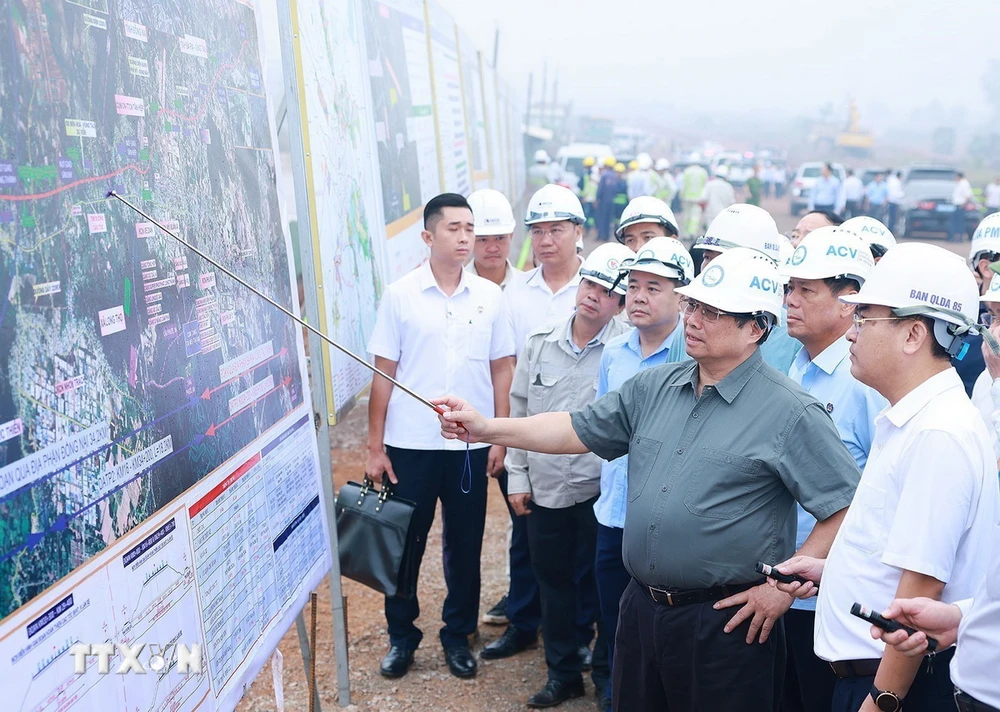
[897,165,984,239]
[789,162,846,216]
[711,152,754,187]
[555,142,614,192]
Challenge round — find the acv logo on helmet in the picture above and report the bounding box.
[827,245,859,259]
[791,246,807,266]
[702,265,725,287]
[749,276,782,294]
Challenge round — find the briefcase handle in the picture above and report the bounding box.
[357,475,394,513]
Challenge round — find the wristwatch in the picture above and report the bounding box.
[870,684,904,712]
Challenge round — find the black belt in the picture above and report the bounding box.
[956,689,1000,712]
[641,579,757,607]
[830,647,954,679]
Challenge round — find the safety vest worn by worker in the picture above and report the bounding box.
[681,165,708,201]
[582,172,598,203]
[654,172,677,204]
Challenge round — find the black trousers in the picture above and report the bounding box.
[383,446,488,650]
[613,578,785,712]
[526,496,608,688]
[782,608,835,712]
[831,647,956,712]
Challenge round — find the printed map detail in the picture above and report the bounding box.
[0,0,305,619]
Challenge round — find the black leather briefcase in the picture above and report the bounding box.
[336,477,418,599]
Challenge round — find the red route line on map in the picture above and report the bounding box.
[0,39,253,203]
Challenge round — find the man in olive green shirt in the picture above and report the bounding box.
[434,246,859,712]
[747,164,763,206]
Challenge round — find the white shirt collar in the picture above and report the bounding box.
[883,368,964,428]
[525,262,582,295]
[418,260,470,296]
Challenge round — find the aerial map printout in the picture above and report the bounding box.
[288,0,389,420]
[0,1,331,710]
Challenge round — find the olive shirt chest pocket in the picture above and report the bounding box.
[683,448,762,520]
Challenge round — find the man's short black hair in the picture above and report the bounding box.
[957,171,965,179]
[732,313,773,345]
[806,209,844,226]
[824,162,834,172]
[846,169,854,176]
[823,277,861,295]
[424,193,472,230]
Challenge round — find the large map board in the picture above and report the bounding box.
[0,1,331,709]
[286,0,389,422]
[426,1,470,196]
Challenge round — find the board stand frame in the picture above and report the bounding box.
[275,0,353,706]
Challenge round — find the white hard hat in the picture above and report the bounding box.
[637,153,653,170]
[615,196,679,239]
[777,235,795,285]
[841,216,896,257]
[783,226,874,286]
[580,243,633,295]
[969,212,1000,264]
[840,242,988,356]
[714,164,729,178]
[675,247,783,322]
[467,189,516,236]
[534,149,550,163]
[981,273,1000,304]
[655,158,670,171]
[525,184,586,225]
[692,204,782,262]
[620,236,695,285]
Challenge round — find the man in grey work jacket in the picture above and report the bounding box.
[434,246,861,712]
[507,242,631,708]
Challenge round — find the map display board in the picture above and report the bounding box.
[457,32,490,192]
[287,0,389,421]
[362,0,439,281]
[0,1,331,710]
[496,80,512,204]
[426,1,470,196]
[510,96,527,203]
[481,64,504,206]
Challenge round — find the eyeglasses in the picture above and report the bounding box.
[851,312,907,331]
[679,297,732,323]
[982,313,997,328]
[529,225,572,240]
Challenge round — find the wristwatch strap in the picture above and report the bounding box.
[870,684,904,712]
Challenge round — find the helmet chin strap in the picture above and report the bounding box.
[892,305,1000,358]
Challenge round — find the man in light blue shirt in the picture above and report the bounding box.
[592,236,692,711]
[808,163,842,212]
[864,172,889,222]
[779,225,887,712]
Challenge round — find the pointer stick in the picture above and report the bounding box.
[106,191,445,416]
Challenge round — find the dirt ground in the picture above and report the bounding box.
[235,194,968,712]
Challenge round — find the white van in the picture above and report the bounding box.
[556,143,614,192]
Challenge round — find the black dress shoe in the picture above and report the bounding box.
[444,645,477,678]
[480,626,537,660]
[578,644,592,671]
[527,678,586,708]
[379,645,414,678]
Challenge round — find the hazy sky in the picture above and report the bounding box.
[438,0,1000,129]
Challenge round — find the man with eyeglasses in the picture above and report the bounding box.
[776,227,887,712]
[693,204,804,373]
[772,242,999,712]
[434,246,860,712]
[485,183,600,669]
